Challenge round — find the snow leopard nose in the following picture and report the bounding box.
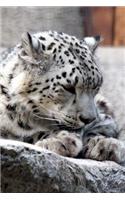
[79,115,96,125]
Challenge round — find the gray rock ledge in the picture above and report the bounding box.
[1,139,125,193]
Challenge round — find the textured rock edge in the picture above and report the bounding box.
[1,139,125,193]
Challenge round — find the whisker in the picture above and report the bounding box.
[32,109,61,121]
[50,123,73,128]
[32,104,76,122]
[34,113,60,121]
[34,105,49,113]
[50,123,63,126]
[32,113,60,122]
[49,124,67,129]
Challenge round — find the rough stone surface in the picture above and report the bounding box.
[1,139,125,193]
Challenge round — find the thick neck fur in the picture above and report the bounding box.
[0,51,53,138]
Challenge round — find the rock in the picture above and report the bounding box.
[1,139,125,193]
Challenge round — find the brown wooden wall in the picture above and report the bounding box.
[81,7,125,46]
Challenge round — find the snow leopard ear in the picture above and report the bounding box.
[84,35,103,53]
[21,32,40,57]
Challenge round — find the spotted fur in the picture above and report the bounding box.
[1,31,124,164]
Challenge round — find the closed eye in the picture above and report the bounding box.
[62,85,76,94]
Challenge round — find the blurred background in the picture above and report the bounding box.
[0,7,125,134]
[0,7,125,47]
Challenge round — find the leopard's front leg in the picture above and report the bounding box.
[83,136,125,165]
[35,130,83,157]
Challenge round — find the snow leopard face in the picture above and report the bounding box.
[0,31,103,135]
